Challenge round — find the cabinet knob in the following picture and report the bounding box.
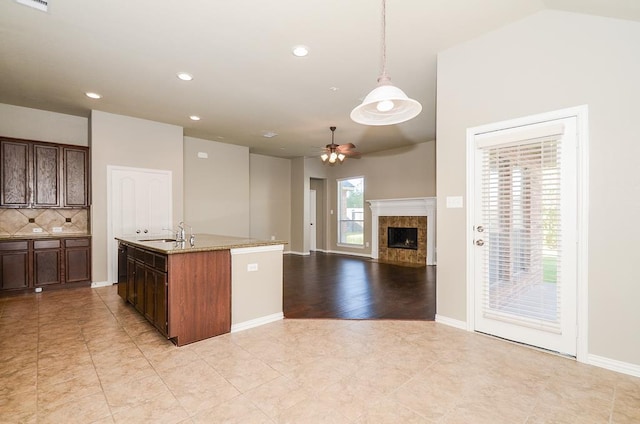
[144,229,148,234]
[136,230,141,234]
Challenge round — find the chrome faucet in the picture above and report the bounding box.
[177,221,186,242]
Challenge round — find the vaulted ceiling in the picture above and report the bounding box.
[1,0,639,158]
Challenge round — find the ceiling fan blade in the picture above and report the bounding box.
[336,143,356,153]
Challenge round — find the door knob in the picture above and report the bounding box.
[475,239,485,246]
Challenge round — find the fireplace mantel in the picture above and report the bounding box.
[367,197,436,265]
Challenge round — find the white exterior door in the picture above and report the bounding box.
[108,166,172,283]
[470,114,581,356]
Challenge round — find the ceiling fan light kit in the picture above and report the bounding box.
[351,0,422,126]
[321,126,360,165]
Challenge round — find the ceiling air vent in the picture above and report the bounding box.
[15,0,48,12]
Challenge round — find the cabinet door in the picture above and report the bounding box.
[117,244,128,299]
[144,265,156,323]
[0,140,30,207]
[32,144,60,207]
[63,147,89,207]
[126,255,136,304]
[65,248,91,283]
[0,251,29,290]
[34,250,61,286]
[134,260,146,313]
[155,270,168,335]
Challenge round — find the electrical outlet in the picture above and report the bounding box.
[52,227,62,233]
[247,263,258,272]
[32,228,43,233]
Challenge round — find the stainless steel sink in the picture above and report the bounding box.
[139,238,176,243]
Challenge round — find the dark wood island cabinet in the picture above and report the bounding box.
[117,240,230,346]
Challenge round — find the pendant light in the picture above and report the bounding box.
[350,0,422,126]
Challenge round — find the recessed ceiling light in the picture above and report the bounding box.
[292,45,309,57]
[177,72,193,81]
[262,131,278,138]
[189,115,201,121]
[85,92,102,99]
[329,87,339,92]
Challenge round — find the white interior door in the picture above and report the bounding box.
[108,167,172,283]
[471,116,579,356]
[309,189,317,251]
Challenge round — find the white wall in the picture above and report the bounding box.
[436,10,640,366]
[91,110,184,283]
[184,136,249,237]
[249,154,291,246]
[0,103,88,146]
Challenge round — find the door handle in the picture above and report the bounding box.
[475,239,485,246]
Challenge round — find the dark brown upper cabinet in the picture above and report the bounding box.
[1,139,30,207]
[0,137,89,208]
[63,146,89,207]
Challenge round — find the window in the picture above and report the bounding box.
[337,177,364,246]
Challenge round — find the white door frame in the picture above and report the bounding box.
[466,105,589,362]
[309,189,317,251]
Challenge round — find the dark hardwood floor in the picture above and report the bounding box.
[283,252,436,320]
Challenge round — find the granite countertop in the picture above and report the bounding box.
[116,233,287,255]
[0,234,91,240]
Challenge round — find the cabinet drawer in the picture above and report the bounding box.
[34,239,60,249]
[0,241,29,251]
[64,238,90,248]
[153,254,167,272]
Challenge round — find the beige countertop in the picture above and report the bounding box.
[116,234,286,255]
[0,234,91,240]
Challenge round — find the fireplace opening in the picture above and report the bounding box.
[388,227,418,250]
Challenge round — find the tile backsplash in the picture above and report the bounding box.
[0,208,89,237]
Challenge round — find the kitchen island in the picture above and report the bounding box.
[116,234,285,346]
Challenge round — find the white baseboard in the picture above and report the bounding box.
[91,281,113,288]
[435,314,468,331]
[231,312,284,333]
[587,354,640,378]
[324,249,372,259]
[286,251,310,256]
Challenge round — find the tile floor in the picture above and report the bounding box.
[1,285,638,423]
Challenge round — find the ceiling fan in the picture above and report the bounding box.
[320,126,360,165]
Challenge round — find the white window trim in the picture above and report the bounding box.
[337,176,365,247]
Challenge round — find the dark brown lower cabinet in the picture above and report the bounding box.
[34,239,61,286]
[0,236,91,293]
[64,238,91,283]
[0,241,29,290]
[120,245,168,336]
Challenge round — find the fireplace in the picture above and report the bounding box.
[388,227,418,250]
[368,197,436,265]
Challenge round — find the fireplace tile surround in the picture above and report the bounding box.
[379,216,427,264]
[368,197,436,265]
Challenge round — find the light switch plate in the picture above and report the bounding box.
[446,196,464,208]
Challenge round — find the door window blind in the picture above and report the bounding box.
[480,135,563,333]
